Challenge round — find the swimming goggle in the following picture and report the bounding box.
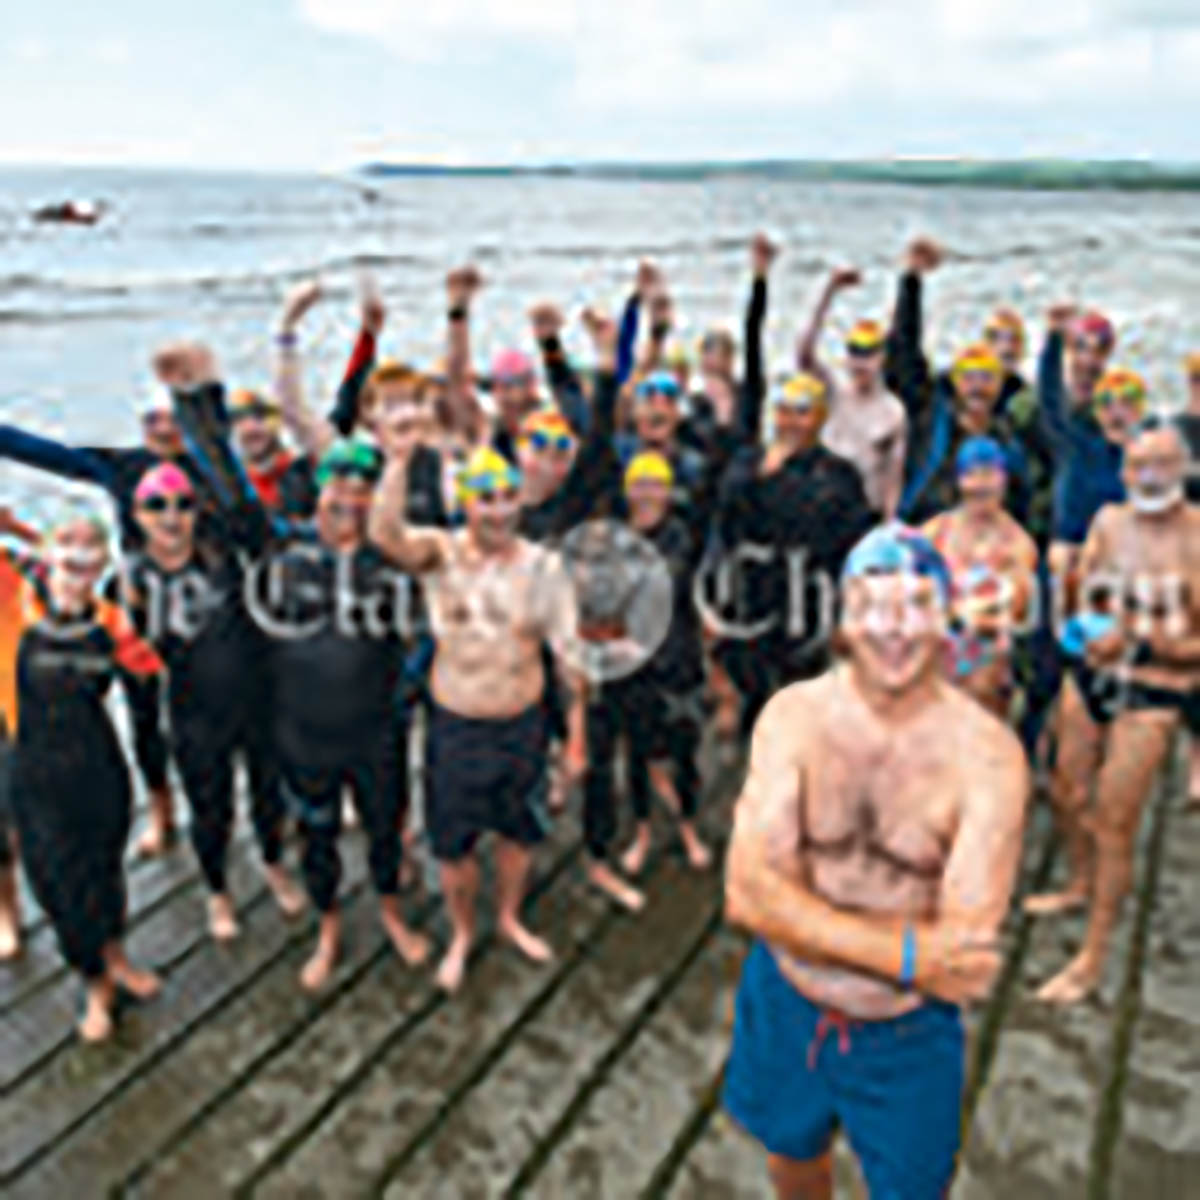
[635,372,682,402]
[526,429,573,454]
[1093,369,1147,414]
[138,494,196,515]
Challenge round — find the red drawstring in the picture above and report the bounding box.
[806,1008,854,1070]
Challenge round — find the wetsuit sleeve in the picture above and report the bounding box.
[735,276,768,445]
[328,327,376,437]
[171,382,279,555]
[1036,331,1086,453]
[538,334,590,437]
[884,271,932,426]
[0,425,115,489]
[616,292,640,386]
[100,601,165,677]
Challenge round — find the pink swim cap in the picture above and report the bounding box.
[134,463,194,504]
[490,348,534,384]
[1071,311,1116,354]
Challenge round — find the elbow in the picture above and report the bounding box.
[722,843,760,933]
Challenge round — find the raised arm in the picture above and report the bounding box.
[735,234,775,445]
[529,303,589,436]
[1037,305,1088,453]
[368,439,450,574]
[0,423,115,489]
[797,267,861,393]
[0,505,42,546]
[725,689,1009,1005]
[445,265,484,438]
[616,260,658,385]
[327,277,384,438]
[273,280,335,460]
[884,237,941,424]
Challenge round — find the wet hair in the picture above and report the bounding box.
[359,360,429,417]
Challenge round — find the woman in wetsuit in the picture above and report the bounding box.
[120,462,303,940]
[6,510,163,1041]
[159,343,429,991]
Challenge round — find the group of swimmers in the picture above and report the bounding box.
[0,230,1197,1197]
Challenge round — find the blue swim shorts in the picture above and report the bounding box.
[723,940,965,1199]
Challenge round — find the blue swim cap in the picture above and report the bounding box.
[955,436,1008,478]
[841,522,952,608]
[635,371,681,402]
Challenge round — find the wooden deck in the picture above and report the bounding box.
[1,741,1196,1199]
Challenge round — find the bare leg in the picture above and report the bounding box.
[378,895,430,966]
[586,856,645,912]
[436,855,480,993]
[710,659,739,741]
[1026,678,1103,915]
[0,856,21,960]
[103,942,162,999]
[619,823,653,878]
[767,1151,833,1200]
[136,784,177,858]
[1039,709,1176,1005]
[300,910,340,992]
[263,862,305,918]
[648,763,710,871]
[79,975,116,1043]
[207,892,240,942]
[1188,734,1200,808]
[494,838,553,964]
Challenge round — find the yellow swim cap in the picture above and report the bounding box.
[773,372,828,412]
[951,342,1003,393]
[624,451,674,491]
[845,319,886,354]
[1093,367,1148,414]
[457,446,522,503]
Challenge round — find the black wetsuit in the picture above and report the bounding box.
[10,581,162,979]
[1179,413,1200,504]
[583,514,705,861]
[171,382,413,913]
[120,544,281,896]
[707,441,875,738]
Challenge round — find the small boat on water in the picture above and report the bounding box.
[31,200,107,226]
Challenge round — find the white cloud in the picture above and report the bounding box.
[93,37,131,66]
[10,36,49,62]
[296,0,1200,123]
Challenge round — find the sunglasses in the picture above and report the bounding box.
[139,494,195,514]
[1095,391,1142,411]
[232,403,278,422]
[475,487,519,504]
[319,462,381,485]
[846,343,882,359]
[527,430,574,454]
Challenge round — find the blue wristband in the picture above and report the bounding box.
[900,923,917,989]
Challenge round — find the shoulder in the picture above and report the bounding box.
[947,685,1026,782]
[755,675,833,743]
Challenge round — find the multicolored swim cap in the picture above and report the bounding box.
[1071,311,1116,354]
[1093,367,1148,415]
[314,439,383,489]
[519,407,575,444]
[772,372,828,412]
[841,522,952,608]
[490,348,535,384]
[134,462,195,505]
[950,343,1003,392]
[624,451,674,491]
[955,436,1008,478]
[984,308,1025,354]
[457,446,522,502]
[845,319,886,354]
[635,371,682,403]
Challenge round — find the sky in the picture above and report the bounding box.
[2,0,1200,169]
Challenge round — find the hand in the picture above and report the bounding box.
[0,506,32,541]
[918,925,1003,1006]
[528,302,564,342]
[360,277,386,336]
[446,264,483,310]
[1046,303,1078,335]
[905,236,944,275]
[152,341,218,390]
[280,280,322,333]
[636,259,662,298]
[582,307,618,353]
[830,266,863,291]
[751,232,778,276]
[1086,629,1125,667]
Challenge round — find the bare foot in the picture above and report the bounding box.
[1023,887,1088,916]
[1037,953,1102,1006]
[587,861,645,913]
[136,787,177,858]
[0,900,21,961]
[300,940,338,992]
[435,937,471,994]
[620,828,652,878]
[264,865,305,918]
[1187,758,1200,809]
[109,960,162,1001]
[208,893,240,942]
[498,918,555,964]
[342,793,360,830]
[679,822,712,872]
[79,982,115,1043]
[379,903,431,967]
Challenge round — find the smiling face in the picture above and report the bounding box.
[841,571,947,695]
[48,517,109,598]
[1123,424,1186,515]
[633,386,681,448]
[135,490,196,559]
[1068,331,1111,402]
[958,463,1006,515]
[626,476,672,532]
[231,399,281,464]
[517,423,576,496]
[316,476,373,550]
[465,481,521,551]
[141,408,183,458]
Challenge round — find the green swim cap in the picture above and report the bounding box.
[314,439,383,489]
